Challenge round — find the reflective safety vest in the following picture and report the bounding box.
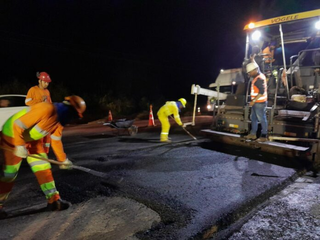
[1,102,66,161]
[251,73,267,103]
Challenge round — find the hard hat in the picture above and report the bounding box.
[37,72,51,83]
[64,95,86,118]
[178,98,187,108]
[246,62,259,73]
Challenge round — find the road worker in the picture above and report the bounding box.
[244,62,268,142]
[0,95,86,218]
[25,72,53,154]
[25,72,52,105]
[157,98,186,142]
[262,41,276,65]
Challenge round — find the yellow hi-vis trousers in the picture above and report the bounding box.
[158,113,170,141]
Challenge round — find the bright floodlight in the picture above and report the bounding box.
[220,69,224,72]
[232,81,236,85]
[316,20,320,30]
[207,104,212,110]
[248,23,255,29]
[251,30,261,41]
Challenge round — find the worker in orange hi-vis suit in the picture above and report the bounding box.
[25,72,52,154]
[262,41,276,64]
[0,95,86,218]
[25,72,52,105]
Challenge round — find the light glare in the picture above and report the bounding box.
[251,30,261,41]
[248,23,255,29]
[316,21,320,30]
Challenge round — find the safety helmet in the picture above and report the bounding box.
[246,62,259,73]
[37,72,52,83]
[64,95,86,118]
[178,98,187,108]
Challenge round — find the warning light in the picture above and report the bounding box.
[248,23,255,29]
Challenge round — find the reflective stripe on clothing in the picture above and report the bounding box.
[15,119,28,130]
[40,181,59,200]
[26,153,59,200]
[2,163,21,181]
[27,158,51,172]
[0,114,61,205]
[251,73,267,102]
[25,98,32,104]
[29,125,49,140]
[2,108,29,137]
[158,113,171,141]
[51,135,61,141]
[25,85,52,106]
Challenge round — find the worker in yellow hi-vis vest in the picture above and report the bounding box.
[157,98,186,142]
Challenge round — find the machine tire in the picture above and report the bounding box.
[128,125,138,136]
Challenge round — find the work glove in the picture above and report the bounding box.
[43,143,50,154]
[14,146,28,158]
[59,158,73,170]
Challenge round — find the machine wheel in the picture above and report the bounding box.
[128,125,138,136]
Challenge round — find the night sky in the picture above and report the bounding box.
[1,0,320,104]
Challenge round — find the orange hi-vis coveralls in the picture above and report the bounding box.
[262,46,275,64]
[157,101,183,141]
[25,85,52,153]
[25,85,52,105]
[0,102,67,206]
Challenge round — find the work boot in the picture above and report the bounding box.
[244,134,257,140]
[47,199,71,211]
[160,139,172,143]
[256,135,268,142]
[0,206,8,219]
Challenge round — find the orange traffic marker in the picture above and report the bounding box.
[107,110,113,122]
[148,104,156,127]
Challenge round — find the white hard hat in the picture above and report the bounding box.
[246,62,259,73]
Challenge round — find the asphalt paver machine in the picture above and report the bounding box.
[202,9,320,171]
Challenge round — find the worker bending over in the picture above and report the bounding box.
[157,98,186,142]
[0,95,86,218]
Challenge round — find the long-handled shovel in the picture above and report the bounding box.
[0,145,109,178]
[169,116,197,140]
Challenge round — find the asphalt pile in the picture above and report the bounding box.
[228,173,320,239]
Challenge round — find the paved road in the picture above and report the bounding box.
[0,116,304,239]
[62,116,299,238]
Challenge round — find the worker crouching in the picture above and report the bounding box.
[0,95,86,218]
[157,98,186,142]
